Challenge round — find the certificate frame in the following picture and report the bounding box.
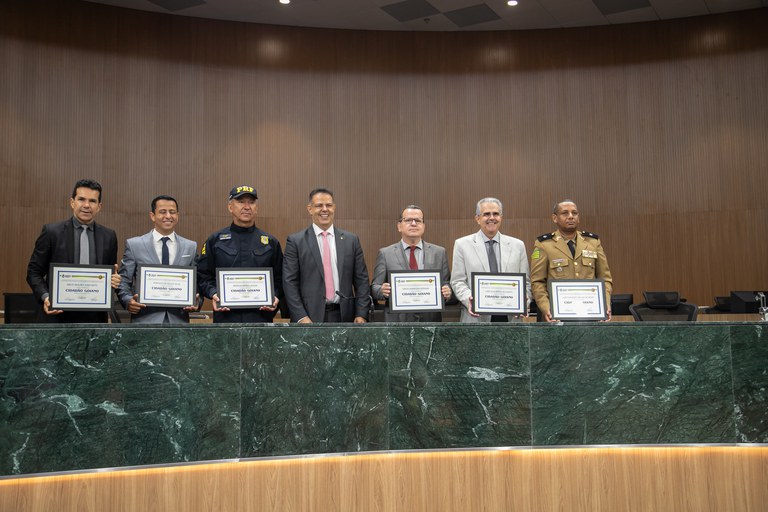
[549,279,607,321]
[388,270,444,313]
[216,267,274,309]
[471,272,527,316]
[136,265,196,308]
[49,264,113,311]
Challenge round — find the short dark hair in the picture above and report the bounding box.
[308,188,334,202]
[553,199,577,214]
[72,179,103,202]
[151,195,178,213]
[400,205,424,221]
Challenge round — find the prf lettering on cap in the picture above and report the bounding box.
[236,186,254,194]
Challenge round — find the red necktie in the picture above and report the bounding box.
[321,232,335,301]
[409,245,418,270]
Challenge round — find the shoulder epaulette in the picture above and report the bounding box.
[581,231,599,239]
[536,232,554,242]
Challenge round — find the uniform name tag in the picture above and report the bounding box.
[219,234,232,240]
[582,250,597,259]
[553,258,566,266]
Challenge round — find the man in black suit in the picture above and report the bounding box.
[283,188,370,323]
[26,179,120,323]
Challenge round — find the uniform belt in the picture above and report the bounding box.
[325,303,340,311]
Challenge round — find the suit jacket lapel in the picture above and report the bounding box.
[92,223,104,264]
[472,231,489,272]
[64,220,75,263]
[422,243,435,269]
[305,227,325,278]
[172,236,187,265]
[141,232,161,264]
[554,236,572,260]
[573,232,584,261]
[498,236,509,272]
[335,228,346,280]
[395,243,409,269]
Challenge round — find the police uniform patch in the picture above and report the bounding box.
[581,231,599,239]
[219,233,232,240]
[532,248,541,260]
[261,235,269,245]
[201,243,206,255]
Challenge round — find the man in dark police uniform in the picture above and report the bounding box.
[197,185,284,323]
[530,199,613,322]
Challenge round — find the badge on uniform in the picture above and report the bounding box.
[582,250,597,259]
[556,267,563,273]
[261,235,269,245]
[553,258,566,266]
[532,248,541,260]
[201,243,206,255]
[219,233,232,240]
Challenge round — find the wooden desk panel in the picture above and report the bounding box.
[2,447,767,512]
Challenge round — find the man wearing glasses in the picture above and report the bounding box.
[371,205,453,322]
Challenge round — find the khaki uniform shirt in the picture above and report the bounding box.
[530,230,613,316]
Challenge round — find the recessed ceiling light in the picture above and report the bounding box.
[507,0,518,5]
[279,0,290,4]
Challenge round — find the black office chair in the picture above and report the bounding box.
[610,294,634,316]
[629,291,698,321]
[3,293,38,324]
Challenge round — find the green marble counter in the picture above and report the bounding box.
[1,323,765,476]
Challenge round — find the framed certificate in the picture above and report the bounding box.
[217,268,274,308]
[137,265,196,308]
[49,264,113,311]
[388,270,444,313]
[471,272,527,315]
[549,279,607,321]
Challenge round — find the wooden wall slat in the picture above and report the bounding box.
[1,1,767,308]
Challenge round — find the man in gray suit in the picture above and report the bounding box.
[371,205,453,322]
[451,197,531,323]
[118,195,198,324]
[283,188,370,323]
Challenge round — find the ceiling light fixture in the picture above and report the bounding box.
[507,0,518,5]
[279,0,290,4]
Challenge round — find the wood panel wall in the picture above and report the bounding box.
[1,0,767,309]
[1,447,767,511]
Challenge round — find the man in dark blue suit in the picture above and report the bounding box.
[283,188,370,323]
[26,179,120,323]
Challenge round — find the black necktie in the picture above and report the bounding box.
[567,240,575,258]
[486,240,498,273]
[161,237,170,265]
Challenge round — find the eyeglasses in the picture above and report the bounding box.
[400,218,424,224]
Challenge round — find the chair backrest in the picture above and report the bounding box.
[630,291,697,321]
[642,291,680,308]
[610,294,633,316]
[3,293,38,324]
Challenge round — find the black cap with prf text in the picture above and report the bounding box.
[229,186,257,200]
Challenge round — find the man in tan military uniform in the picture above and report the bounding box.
[530,200,612,322]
